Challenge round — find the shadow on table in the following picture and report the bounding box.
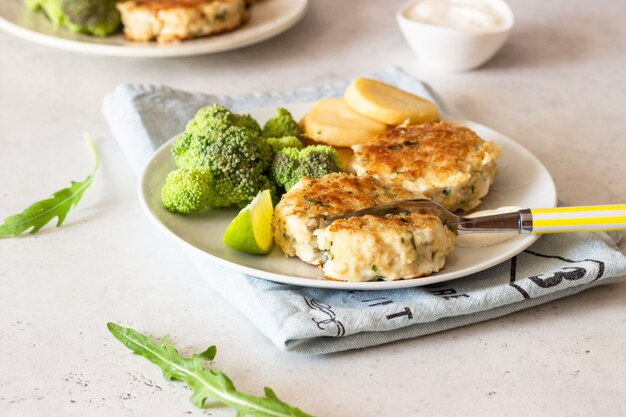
[484,21,594,70]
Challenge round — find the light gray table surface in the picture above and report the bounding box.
[1,1,625,416]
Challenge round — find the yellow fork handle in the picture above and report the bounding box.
[529,204,626,234]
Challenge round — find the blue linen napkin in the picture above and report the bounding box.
[103,67,626,355]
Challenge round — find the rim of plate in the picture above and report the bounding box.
[0,0,308,57]
[138,111,557,290]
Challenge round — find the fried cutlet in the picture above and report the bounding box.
[117,0,248,43]
[272,173,418,266]
[315,213,455,282]
[351,121,501,212]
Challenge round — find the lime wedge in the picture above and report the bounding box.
[223,189,274,255]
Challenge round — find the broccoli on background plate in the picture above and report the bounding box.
[26,0,121,37]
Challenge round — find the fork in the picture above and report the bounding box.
[325,199,626,234]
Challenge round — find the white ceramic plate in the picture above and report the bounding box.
[0,0,307,57]
[139,103,557,290]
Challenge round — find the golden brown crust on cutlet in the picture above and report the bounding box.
[353,121,500,180]
[283,173,417,218]
[272,173,421,263]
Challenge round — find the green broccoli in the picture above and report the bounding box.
[174,105,270,171]
[270,147,300,191]
[186,105,261,138]
[161,168,275,213]
[265,136,303,153]
[165,105,275,212]
[161,169,217,214]
[173,125,272,174]
[220,172,276,208]
[173,106,272,170]
[262,108,303,139]
[26,0,120,37]
[270,145,343,191]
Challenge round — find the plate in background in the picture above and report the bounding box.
[139,102,557,290]
[0,0,308,57]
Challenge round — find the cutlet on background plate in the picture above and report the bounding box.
[117,0,249,43]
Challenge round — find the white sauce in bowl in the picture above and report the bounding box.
[405,0,506,32]
[456,206,523,248]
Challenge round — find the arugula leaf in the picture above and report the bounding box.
[0,134,99,238]
[107,323,315,417]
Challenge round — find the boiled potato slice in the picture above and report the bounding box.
[344,78,439,125]
[302,98,387,147]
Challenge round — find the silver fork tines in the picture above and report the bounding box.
[324,198,529,234]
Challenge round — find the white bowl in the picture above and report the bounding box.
[396,0,514,71]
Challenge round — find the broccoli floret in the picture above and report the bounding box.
[26,0,120,37]
[161,169,217,214]
[161,169,276,213]
[270,145,342,191]
[225,173,275,208]
[265,136,303,153]
[173,105,272,174]
[299,145,343,177]
[61,0,120,35]
[186,105,261,138]
[270,147,300,191]
[173,125,273,176]
[164,105,276,212]
[25,0,64,24]
[262,108,303,139]
[171,132,196,168]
